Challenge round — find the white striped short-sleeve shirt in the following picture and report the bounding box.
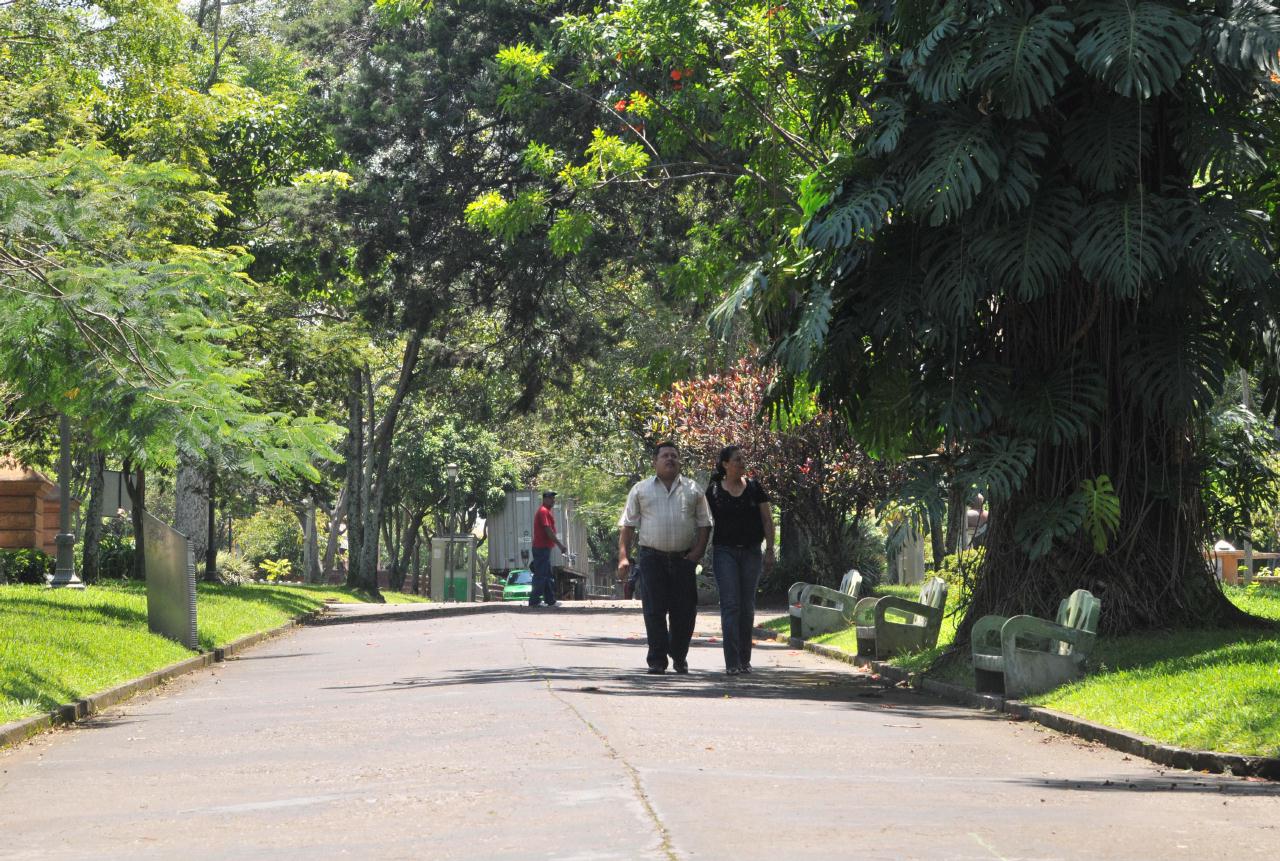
[618,475,713,552]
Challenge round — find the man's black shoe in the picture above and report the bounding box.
[673,661,689,674]
[646,667,666,674]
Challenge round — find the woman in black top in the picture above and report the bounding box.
[705,445,775,675]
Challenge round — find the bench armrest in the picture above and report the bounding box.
[800,584,859,615]
[971,614,1008,652]
[875,596,942,627]
[787,581,808,608]
[1001,614,1092,650]
[852,596,880,625]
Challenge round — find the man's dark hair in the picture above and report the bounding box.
[653,440,678,457]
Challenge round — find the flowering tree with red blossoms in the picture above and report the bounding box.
[653,360,904,589]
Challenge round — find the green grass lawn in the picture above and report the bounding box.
[0,582,428,726]
[773,579,1280,757]
[1030,586,1280,757]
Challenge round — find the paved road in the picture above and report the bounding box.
[2,604,1277,860]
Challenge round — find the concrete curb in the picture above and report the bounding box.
[757,624,1280,780]
[0,611,323,751]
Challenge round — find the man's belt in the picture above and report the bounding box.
[639,547,691,557]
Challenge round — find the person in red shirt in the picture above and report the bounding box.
[530,491,567,607]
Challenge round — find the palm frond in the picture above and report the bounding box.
[1075,0,1200,98]
[970,3,1075,119]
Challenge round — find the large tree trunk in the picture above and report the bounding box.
[81,452,105,584]
[353,333,422,600]
[961,294,1253,639]
[123,462,146,581]
[300,501,322,583]
[205,467,217,581]
[174,452,209,566]
[321,484,347,579]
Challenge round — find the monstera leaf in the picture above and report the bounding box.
[1061,96,1148,192]
[1014,494,1086,559]
[971,186,1081,301]
[1075,0,1200,98]
[1072,195,1172,299]
[900,114,1001,226]
[969,3,1075,118]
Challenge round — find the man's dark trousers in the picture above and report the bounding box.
[637,547,698,670]
[529,546,556,606]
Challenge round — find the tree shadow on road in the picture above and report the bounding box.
[1011,775,1280,796]
[323,661,992,718]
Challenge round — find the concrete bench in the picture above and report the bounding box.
[788,569,863,640]
[971,588,1102,698]
[853,577,948,659]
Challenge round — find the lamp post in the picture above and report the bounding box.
[49,413,84,589]
[445,462,459,601]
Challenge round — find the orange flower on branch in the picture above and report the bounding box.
[614,98,629,111]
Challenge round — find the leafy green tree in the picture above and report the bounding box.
[761,0,1280,633]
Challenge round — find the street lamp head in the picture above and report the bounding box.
[446,462,459,480]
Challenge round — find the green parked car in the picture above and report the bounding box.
[502,569,534,602]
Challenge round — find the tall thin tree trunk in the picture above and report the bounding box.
[205,465,217,581]
[123,462,146,581]
[321,484,347,578]
[345,368,364,590]
[301,502,321,583]
[81,452,105,584]
[358,371,378,592]
[354,333,423,600]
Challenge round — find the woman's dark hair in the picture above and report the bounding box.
[709,444,741,487]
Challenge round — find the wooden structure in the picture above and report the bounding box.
[0,460,78,557]
[1206,548,1280,585]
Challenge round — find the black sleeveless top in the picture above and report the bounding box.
[705,478,770,547]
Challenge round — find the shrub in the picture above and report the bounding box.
[0,548,53,584]
[97,532,136,580]
[234,504,303,569]
[215,551,255,585]
[927,547,986,597]
[259,558,293,582]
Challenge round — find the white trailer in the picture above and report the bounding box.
[486,490,589,578]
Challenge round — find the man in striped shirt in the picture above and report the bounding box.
[617,441,712,674]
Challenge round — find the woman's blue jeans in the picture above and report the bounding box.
[712,545,762,670]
